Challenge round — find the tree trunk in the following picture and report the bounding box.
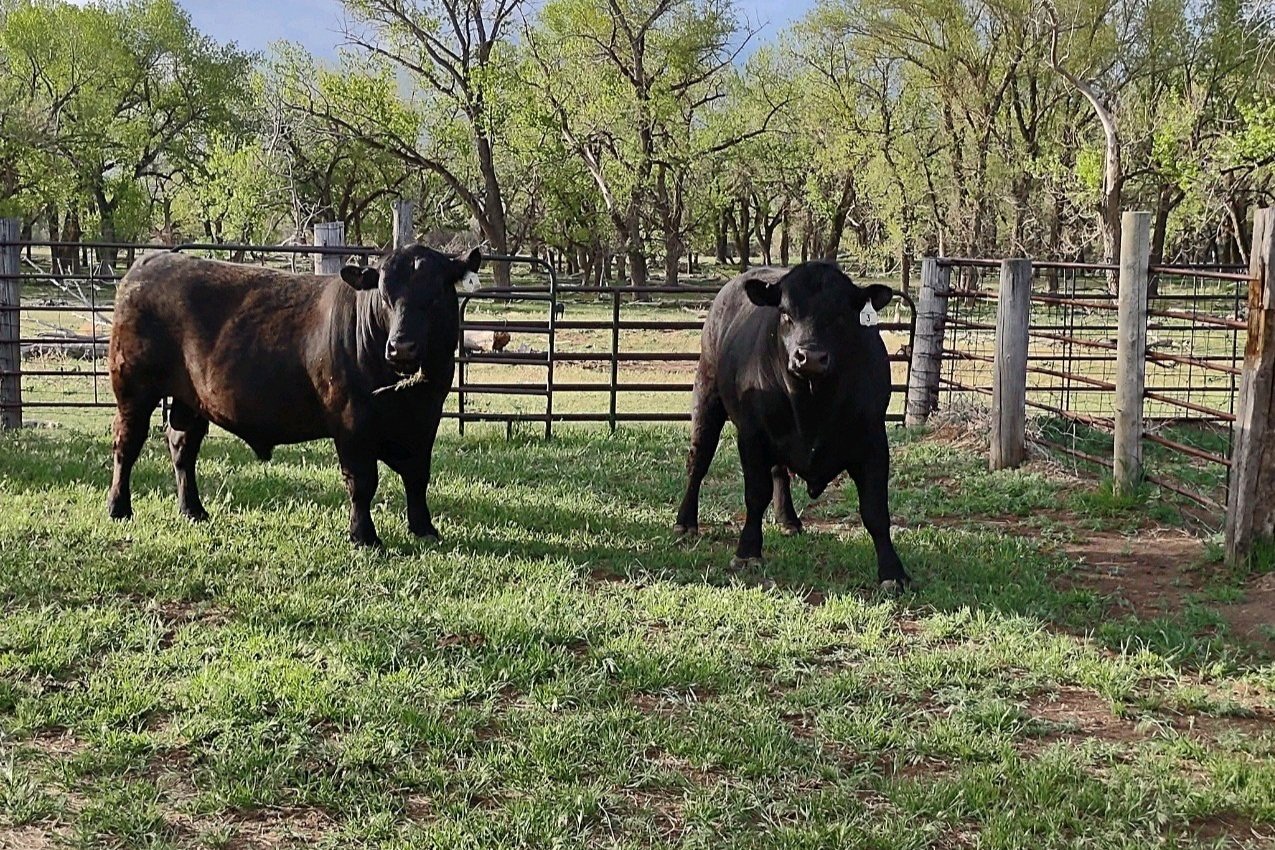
[733,198,750,271]
[714,210,728,264]
[61,209,82,273]
[92,187,121,268]
[663,230,682,286]
[779,208,790,266]
[474,132,512,287]
[627,246,648,288]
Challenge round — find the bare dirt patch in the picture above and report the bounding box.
[1061,531,1274,655]
[1178,813,1274,848]
[27,731,87,760]
[0,825,70,850]
[1026,685,1142,747]
[1062,531,1207,615]
[221,807,333,849]
[1174,712,1275,742]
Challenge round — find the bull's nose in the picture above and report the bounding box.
[386,339,420,371]
[790,347,830,378]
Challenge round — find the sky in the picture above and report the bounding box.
[164,0,813,61]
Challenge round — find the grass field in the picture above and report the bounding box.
[1,422,1273,849]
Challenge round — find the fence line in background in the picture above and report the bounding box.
[0,217,917,440]
[0,219,19,429]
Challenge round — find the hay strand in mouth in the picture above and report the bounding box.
[372,368,429,396]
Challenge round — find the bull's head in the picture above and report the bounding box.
[341,246,483,374]
[744,262,893,381]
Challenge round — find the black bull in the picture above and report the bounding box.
[674,261,910,591]
[105,245,482,547]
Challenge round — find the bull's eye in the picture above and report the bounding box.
[778,312,793,326]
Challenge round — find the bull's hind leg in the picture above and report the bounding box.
[771,465,802,535]
[165,400,210,522]
[674,379,727,536]
[847,423,909,593]
[107,397,159,519]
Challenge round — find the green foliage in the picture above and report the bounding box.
[0,0,1271,267]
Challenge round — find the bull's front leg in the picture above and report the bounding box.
[398,394,445,540]
[402,463,439,540]
[336,441,381,547]
[847,423,909,593]
[730,432,773,570]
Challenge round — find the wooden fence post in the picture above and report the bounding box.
[0,218,20,429]
[1114,211,1151,496]
[313,222,345,275]
[990,258,1032,470]
[392,199,414,250]
[905,257,951,427]
[1225,206,1275,565]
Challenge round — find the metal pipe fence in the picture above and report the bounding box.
[0,238,917,436]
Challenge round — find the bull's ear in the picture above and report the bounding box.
[863,284,894,310]
[462,247,483,272]
[744,276,781,307]
[340,265,379,290]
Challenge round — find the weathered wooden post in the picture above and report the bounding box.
[0,218,20,429]
[1225,207,1275,565]
[392,199,415,250]
[990,258,1032,470]
[1114,211,1151,496]
[313,221,345,275]
[905,257,952,427]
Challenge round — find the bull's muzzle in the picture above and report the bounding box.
[789,347,830,379]
[386,338,421,373]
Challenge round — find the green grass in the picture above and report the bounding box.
[1,424,1273,848]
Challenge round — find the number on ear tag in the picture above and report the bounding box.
[460,271,481,293]
[859,304,879,327]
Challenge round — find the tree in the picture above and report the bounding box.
[0,0,253,263]
[334,0,530,284]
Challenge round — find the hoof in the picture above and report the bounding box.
[877,579,906,597]
[779,522,803,537]
[181,507,210,523]
[728,555,764,570]
[108,501,132,520]
[413,529,442,542]
[673,524,699,537]
[351,534,385,549]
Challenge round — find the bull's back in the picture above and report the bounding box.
[110,253,334,439]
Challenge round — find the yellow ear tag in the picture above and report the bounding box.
[859,304,879,327]
[460,271,481,292]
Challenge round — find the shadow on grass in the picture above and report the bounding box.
[0,425,1266,673]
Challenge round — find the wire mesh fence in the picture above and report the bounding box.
[934,256,1248,515]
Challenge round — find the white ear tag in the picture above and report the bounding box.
[460,271,481,292]
[859,304,879,327]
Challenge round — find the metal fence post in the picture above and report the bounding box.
[0,218,20,429]
[313,222,345,275]
[905,257,951,427]
[392,199,414,250]
[1114,211,1151,495]
[1225,206,1275,565]
[990,258,1032,470]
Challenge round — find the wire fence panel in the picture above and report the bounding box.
[934,257,1247,516]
